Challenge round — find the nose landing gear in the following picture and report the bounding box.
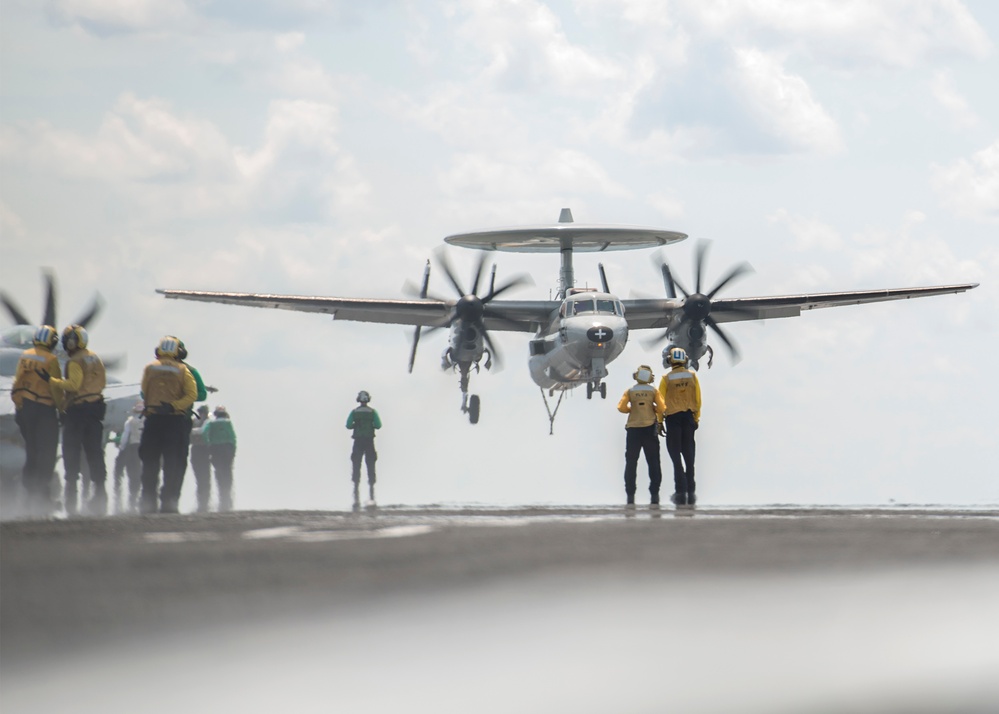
[586,381,607,400]
[461,392,481,424]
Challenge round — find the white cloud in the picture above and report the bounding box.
[847,213,985,289]
[438,148,628,203]
[46,0,194,34]
[930,70,981,129]
[0,93,368,224]
[678,0,992,68]
[731,48,843,154]
[932,140,999,223]
[275,31,305,52]
[769,209,843,251]
[454,0,625,96]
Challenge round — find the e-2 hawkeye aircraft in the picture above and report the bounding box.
[159,209,977,432]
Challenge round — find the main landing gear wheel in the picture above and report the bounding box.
[586,382,593,399]
[586,382,607,400]
[468,394,480,424]
[600,382,606,399]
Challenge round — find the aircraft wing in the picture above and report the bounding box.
[157,290,555,333]
[622,283,979,330]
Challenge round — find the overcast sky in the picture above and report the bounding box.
[2,0,996,511]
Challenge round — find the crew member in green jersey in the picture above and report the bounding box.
[346,390,381,508]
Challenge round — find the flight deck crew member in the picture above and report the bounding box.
[117,401,144,513]
[201,406,236,512]
[10,325,63,516]
[617,365,667,506]
[190,404,213,512]
[346,390,381,507]
[659,347,701,506]
[138,336,197,514]
[175,339,209,476]
[51,324,108,516]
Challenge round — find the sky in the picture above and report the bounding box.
[1,0,996,511]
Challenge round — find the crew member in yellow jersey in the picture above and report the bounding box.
[617,364,667,507]
[139,336,197,514]
[659,347,701,506]
[10,325,63,516]
[50,324,108,516]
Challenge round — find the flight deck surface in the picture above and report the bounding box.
[3,506,999,713]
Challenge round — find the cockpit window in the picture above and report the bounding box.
[596,299,617,315]
[572,299,595,315]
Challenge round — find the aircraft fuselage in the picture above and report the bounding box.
[528,289,628,392]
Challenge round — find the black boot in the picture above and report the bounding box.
[670,492,686,506]
[87,482,108,517]
[64,484,79,516]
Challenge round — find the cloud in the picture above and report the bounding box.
[438,149,629,204]
[769,209,843,251]
[453,0,625,96]
[929,70,981,129]
[46,0,194,35]
[678,0,992,68]
[730,48,843,155]
[932,140,999,223]
[1,93,370,231]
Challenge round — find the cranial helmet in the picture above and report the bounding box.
[633,365,654,384]
[61,324,89,352]
[33,325,59,350]
[214,405,228,417]
[177,339,188,361]
[357,390,371,404]
[664,346,688,367]
[156,336,181,359]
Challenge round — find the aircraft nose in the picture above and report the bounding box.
[586,325,614,343]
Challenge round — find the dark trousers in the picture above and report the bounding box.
[62,401,107,490]
[191,444,212,511]
[209,444,235,511]
[665,411,697,496]
[139,414,188,510]
[351,437,377,485]
[16,400,60,503]
[624,424,662,501]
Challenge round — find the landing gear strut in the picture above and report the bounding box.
[457,363,481,424]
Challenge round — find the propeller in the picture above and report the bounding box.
[405,250,532,371]
[1,268,104,330]
[645,241,753,363]
[405,261,431,373]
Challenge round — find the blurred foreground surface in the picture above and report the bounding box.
[3,506,999,713]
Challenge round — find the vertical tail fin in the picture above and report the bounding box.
[558,208,574,223]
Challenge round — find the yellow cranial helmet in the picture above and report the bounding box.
[633,365,654,384]
[156,335,181,359]
[61,324,88,351]
[33,325,59,350]
[664,346,688,367]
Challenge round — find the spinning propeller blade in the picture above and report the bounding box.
[645,241,753,362]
